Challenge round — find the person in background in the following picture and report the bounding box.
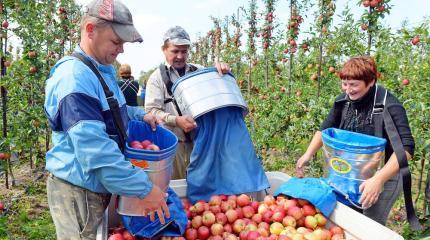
[295,56,414,225]
[145,26,230,180]
[44,1,169,239]
[118,63,140,106]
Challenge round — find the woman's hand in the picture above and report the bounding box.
[359,175,384,209]
[296,154,312,178]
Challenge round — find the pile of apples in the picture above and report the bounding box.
[129,140,160,151]
[182,194,345,240]
[108,227,137,240]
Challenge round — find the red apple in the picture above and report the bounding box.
[282,215,296,228]
[287,206,303,220]
[237,194,251,207]
[411,35,420,45]
[202,212,216,227]
[247,230,261,240]
[225,209,238,223]
[235,207,244,219]
[258,221,270,231]
[223,223,233,233]
[232,219,246,234]
[402,79,409,86]
[130,140,143,149]
[314,213,327,227]
[304,215,318,229]
[122,231,136,240]
[108,233,124,240]
[264,195,276,206]
[2,20,8,29]
[302,204,316,216]
[28,51,37,58]
[209,195,222,206]
[242,205,255,218]
[210,205,221,214]
[329,226,344,236]
[191,215,203,229]
[197,226,210,240]
[210,223,224,236]
[221,201,234,213]
[331,233,345,240]
[262,210,273,223]
[257,227,270,237]
[146,144,160,151]
[251,201,259,212]
[297,199,309,207]
[29,66,38,74]
[141,140,151,148]
[0,202,4,211]
[269,222,284,235]
[272,209,286,222]
[283,199,298,210]
[251,213,263,224]
[185,228,198,240]
[215,212,227,225]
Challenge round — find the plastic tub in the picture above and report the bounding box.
[322,128,387,207]
[117,120,178,216]
[172,67,248,119]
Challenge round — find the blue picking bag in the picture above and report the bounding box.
[273,177,337,217]
[186,106,270,203]
[321,128,387,208]
[121,188,187,238]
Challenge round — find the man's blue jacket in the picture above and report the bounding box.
[44,46,152,198]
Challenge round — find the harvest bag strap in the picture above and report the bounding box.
[72,52,127,152]
[372,85,422,230]
[159,64,198,142]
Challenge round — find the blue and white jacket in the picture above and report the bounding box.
[44,46,152,198]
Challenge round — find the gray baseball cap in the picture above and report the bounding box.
[84,0,142,43]
[163,26,191,45]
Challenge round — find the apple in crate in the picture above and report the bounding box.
[130,140,143,149]
[145,144,160,151]
[141,140,152,148]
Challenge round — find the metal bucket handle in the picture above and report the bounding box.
[327,180,365,210]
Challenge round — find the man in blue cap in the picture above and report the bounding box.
[145,26,230,180]
[44,0,169,238]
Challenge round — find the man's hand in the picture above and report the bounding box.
[143,113,163,131]
[214,62,230,75]
[176,116,197,133]
[141,185,170,224]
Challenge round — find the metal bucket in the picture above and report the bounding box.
[117,121,178,216]
[321,128,387,207]
[172,67,248,119]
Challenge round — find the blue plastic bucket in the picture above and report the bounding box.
[321,128,387,207]
[125,120,178,192]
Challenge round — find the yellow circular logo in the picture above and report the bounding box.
[329,157,352,174]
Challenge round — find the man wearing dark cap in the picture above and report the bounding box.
[44,0,169,239]
[145,26,230,180]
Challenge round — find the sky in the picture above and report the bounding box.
[75,0,429,78]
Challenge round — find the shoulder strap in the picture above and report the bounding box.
[371,85,421,229]
[336,94,349,129]
[72,52,127,151]
[372,84,387,138]
[383,108,422,230]
[159,63,197,142]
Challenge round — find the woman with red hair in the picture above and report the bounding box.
[295,56,414,225]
